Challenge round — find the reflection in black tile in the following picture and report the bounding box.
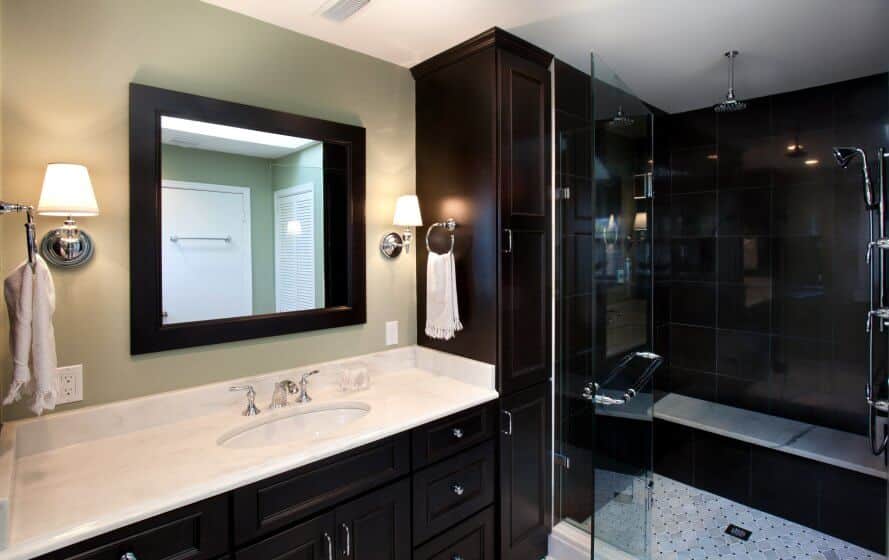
[717,283,771,332]
[772,129,835,186]
[694,431,751,505]
[718,188,771,236]
[671,239,716,282]
[671,146,717,194]
[716,330,770,380]
[820,465,887,553]
[670,283,715,326]
[671,192,716,236]
[653,419,695,485]
[669,325,715,373]
[751,447,821,529]
[718,237,770,284]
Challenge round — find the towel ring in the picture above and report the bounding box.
[426,219,457,255]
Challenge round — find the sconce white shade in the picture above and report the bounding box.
[37,163,99,217]
[633,211,648,231]
[393,195,422,227]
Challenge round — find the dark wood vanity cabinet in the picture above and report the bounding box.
[499,382,552,560]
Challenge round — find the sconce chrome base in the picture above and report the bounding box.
[380,232,404,259]
[40,220,95,268]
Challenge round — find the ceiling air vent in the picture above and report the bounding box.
[319,0,370,21]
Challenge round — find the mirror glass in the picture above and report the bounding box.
[160,116,348,324]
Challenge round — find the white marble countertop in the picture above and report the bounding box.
[0,346,498,560]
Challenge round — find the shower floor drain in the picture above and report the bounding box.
[725,524,752,541]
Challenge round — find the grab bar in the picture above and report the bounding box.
[581,351,664,406]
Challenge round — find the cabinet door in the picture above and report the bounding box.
[500,383,551,560]
[235,513,335,560]
[498,49,552,396]
[334,479,410,560]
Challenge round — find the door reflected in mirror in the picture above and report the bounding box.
[160,116,346,324]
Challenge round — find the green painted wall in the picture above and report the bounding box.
[272,143,325,307]
[160,144,276,314]
[0,0,416,419]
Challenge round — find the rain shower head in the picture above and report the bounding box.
[833,146,875,208]
[714,51,747,113]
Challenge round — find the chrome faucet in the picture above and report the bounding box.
[269,379,298,409]
[296,370,320,403]
[230,385,261,416]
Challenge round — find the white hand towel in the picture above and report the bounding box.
[424,251,463,340]
[3,256,58,415]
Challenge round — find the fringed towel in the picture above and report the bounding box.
[424,251,463,340]
[3,256,58,415]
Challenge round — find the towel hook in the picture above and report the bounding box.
[0,202,37,269]
[425,219,457,255]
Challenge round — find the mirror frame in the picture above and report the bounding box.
[129,83,366,354]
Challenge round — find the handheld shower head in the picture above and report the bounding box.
[833,146,875,208]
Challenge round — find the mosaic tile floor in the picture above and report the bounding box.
[588,472,885,560]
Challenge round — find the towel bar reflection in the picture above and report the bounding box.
[170,234,232,243]
[425,219,457,255]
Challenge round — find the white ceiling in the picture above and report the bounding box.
[203,0,888,113]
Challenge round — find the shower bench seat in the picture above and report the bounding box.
[654,392,886,478]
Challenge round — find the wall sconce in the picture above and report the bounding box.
[380,194,423,258]
[37,163,99,267]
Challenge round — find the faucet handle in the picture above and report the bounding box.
[300,369,320,382]
[230,385,261,416]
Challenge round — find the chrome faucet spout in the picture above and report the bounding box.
[296,370,320,403]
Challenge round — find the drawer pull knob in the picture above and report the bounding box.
[452,428,464,439]
[452,484,465,496]
[121,554,137,560]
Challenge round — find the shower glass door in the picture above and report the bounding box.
[554,53,656,560]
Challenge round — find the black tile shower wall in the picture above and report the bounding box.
[653,419,888,553]
[654,73,889,435]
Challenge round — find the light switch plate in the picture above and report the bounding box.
[55,364,83,404]
[385,321,398,346]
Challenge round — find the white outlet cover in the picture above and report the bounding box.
[385,321,398,346]
[55,364,83,404]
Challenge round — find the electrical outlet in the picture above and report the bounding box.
[55,364,83,404]
[385,321,399,346]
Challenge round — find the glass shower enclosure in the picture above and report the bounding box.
[554,53,657,559]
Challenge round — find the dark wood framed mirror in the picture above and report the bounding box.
[129,84,365,354]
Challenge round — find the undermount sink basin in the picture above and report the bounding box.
[218,402,371,449]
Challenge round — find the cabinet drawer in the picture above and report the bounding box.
[412,403,497,468]
[235,512,335,560]
[412,441,495,545]
[233,433,409,545]
[413,507,495,560]
[44,495,228,560]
